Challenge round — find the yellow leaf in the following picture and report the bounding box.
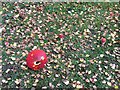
[0,37,3,41]
[94,60,98,63]
[114,86,118,89]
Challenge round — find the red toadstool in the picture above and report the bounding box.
[101,37,106,46]
[26,49,48,70]
[58,34,64,39]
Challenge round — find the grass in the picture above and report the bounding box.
[1,2,120,89]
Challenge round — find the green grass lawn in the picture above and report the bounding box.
[1,2,120,89]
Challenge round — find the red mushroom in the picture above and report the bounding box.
[101,37,106,46]
[26,49,48,70]
[110,12,114,17]
[58,34,64,39]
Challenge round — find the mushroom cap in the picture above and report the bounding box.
[58,34,64,38]
[101,38,106,43]
[26,49,48,70]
